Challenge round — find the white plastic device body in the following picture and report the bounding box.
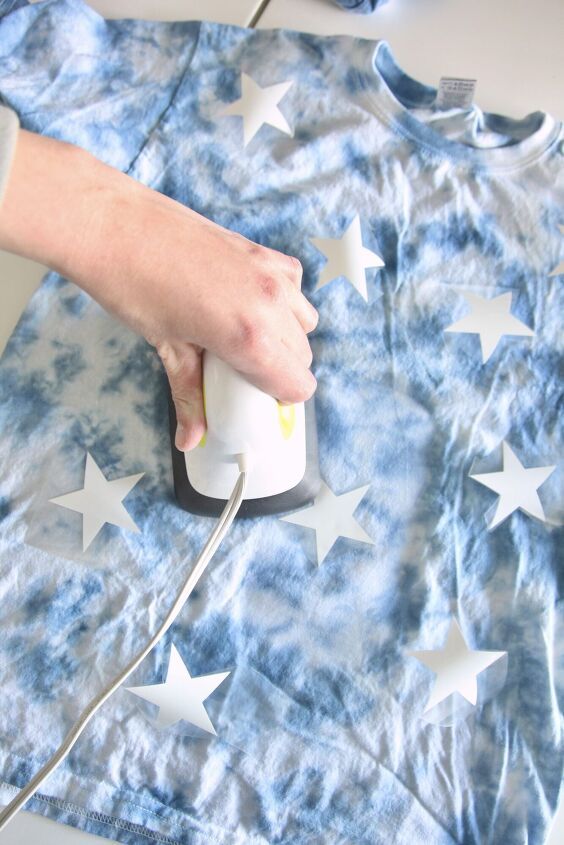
[185,353,307,500]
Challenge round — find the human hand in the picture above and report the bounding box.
[92,187,319,451]
[0,130,318,450]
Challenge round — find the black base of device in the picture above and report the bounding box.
[167,385,321,518]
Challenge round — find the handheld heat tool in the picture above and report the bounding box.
[170,351,321,517]
[0,351,320,831]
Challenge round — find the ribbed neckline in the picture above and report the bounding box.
[356,40,562,172]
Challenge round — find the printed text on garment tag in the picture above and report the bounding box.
[436,77,477,109]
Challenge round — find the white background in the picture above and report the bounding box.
[1,1,563,843]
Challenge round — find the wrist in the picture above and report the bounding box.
[0,129,136,285]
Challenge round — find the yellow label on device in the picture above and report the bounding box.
[277,401,295,439]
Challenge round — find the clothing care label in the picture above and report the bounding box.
[436,77,477,109]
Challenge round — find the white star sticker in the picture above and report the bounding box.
[445,292,533,362]
[409,618,506,714]
[126,644,230,735]
[281,480,374,564]
[310,214,384,301]
[220,72,293,147]
[549,224,564,276]
[470,441,556,529]
[49,452,144,551]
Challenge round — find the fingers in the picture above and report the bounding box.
[243,347,317,404]
[260,341,317,404]
[262,245,304,289]
[261,247,318,333]
[218,316,317,404]
[206,252,318,404]
[284,282,318,334]
[161,234,319,409]
[157,340,206,452]
[282,311,314,368]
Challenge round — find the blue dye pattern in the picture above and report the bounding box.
[0,1,562,843]
[334,0,388,12]
[0,495,9,521]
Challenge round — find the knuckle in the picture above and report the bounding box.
[246,240,263,257]
[156,341,177,372]
[231,315,268,358]
[235,316,258,351]
[297,335,313,367]
[255,271,280,302]
[158,344,201,395]
[308,306,319,331]
[305,345,313,367]
[172,391,193,408]
[280,369,316,403]
[287,254,303,288]
[282,384,311,404]
[155,340,170,360]
[301,371,317,401]
[299,380,316,401]
[291,255,303,276]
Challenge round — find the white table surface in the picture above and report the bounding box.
[1,0,563,843]
[260,0,564,119]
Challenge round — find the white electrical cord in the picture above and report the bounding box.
[0,456,249,832]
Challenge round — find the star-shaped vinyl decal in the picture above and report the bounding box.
[470,441,556,529]
[310,215,385,301]
[409,618,506,714]
[445,292,533,362]
[281,480,374,564]
[49,452,144,551]
[220,72,293,147]
[126,644,230,735]
[549,224,564,276]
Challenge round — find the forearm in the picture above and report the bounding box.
[0,128,212,341]
[0,126,317,421]
[0,128,138,288]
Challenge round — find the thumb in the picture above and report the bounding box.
[157,341,205,452]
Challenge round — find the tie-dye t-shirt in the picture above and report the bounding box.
[334,0,386,12]
[0,1,562,843]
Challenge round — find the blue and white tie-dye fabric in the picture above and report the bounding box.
[0,1,562,843]
[333,0,387,13]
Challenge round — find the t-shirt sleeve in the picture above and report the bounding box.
[0,0,200,173]
[0,103,19,207]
